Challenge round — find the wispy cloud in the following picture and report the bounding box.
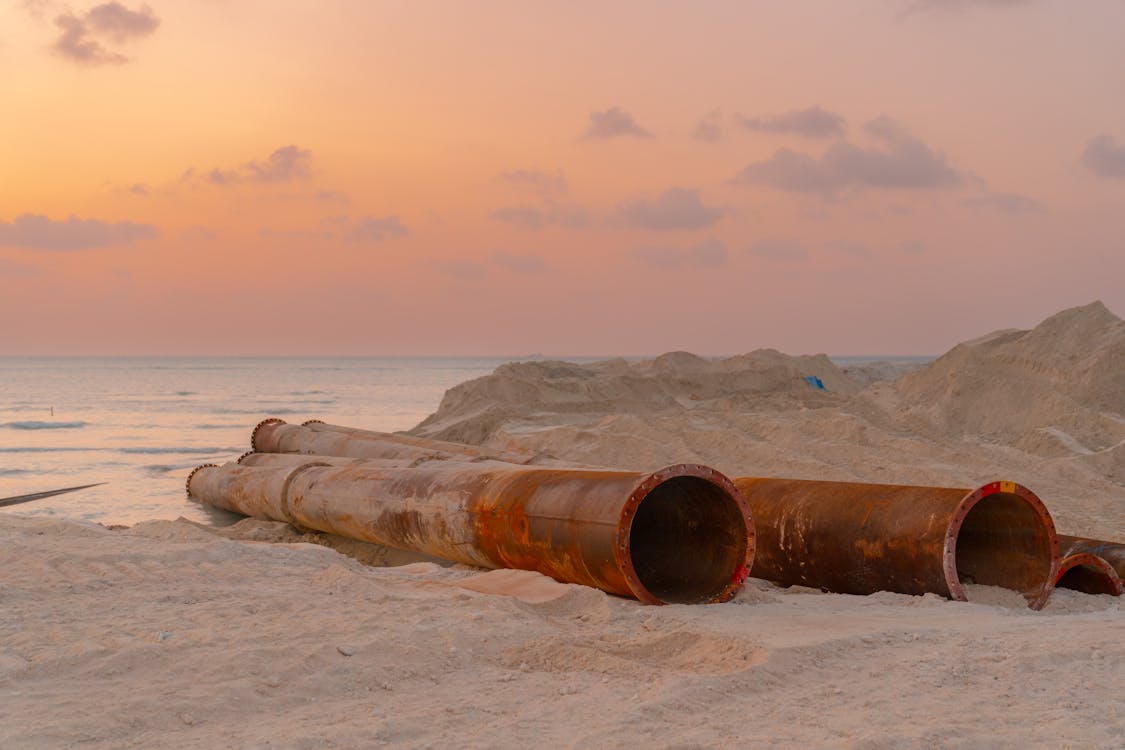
[491,206,547,229]
[193,146,314,188]
[581,107,652,140]
[490,203,588,230]
[735,117,963,194]
[1082,134,1125,179]
[617,188,725,231]
[737,106,847,139]
[748,239,809,261]
[903,0,1036,15]
[315,190,350,206]
[245,145,312,182]
[0,214,157,250]
[493,251,548,274]
[633,238,728,268]
[51,2,159,66]
[500,169,568,199]
[693,110,723,143]
[345,215,409,243]
[962,192,1046,214]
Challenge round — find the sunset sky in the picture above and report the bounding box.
[1,0,1123,356]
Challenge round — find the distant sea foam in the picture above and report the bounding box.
[3,421,87,430]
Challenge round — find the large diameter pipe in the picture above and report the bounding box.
[1054,552,1123,596]
[1058,535,1125,581]
[238,451,431,470]
[733,477,1059,609]
[252,418,538,465]
[188,460,755,605]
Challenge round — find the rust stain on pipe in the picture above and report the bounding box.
[1054,552,1123,596]
[189,460,754,605]
[733,477,1058,609]
[238,451,429,470]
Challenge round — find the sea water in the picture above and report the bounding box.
[0,357,522,525]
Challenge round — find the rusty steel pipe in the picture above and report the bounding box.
[733,477,1059,609]
[189,460,755,605]
[238,451,434,470]
[1054,552,1123,596]
[252,418,538,464]
[1058,535,1125,582]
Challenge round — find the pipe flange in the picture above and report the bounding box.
[186,463,219,497]
[251,417,287,451]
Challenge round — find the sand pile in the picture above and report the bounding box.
[891,301,1125,458]
[414,349,858,447]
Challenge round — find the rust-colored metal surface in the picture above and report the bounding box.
[238,451,426,470]
[1058,535,1125,582]
[251,418,539,465]
[189,460,754,605]
[1054,552,1123,596]
[733,477,1059,609]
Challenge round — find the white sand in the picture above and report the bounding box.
[2,301,1123,748]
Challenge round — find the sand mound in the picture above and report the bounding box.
[413,349,859,447]
[893,301,1125,453]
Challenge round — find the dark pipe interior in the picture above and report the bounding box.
[955,492,1053,600]
[628,476,749,604]
[1056,562,1121,596]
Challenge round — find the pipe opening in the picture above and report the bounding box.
[628,475,750,604]
[1056,555,1123,596]
[953,491,1054,604]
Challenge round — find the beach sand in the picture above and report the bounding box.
[2,301,1122,748]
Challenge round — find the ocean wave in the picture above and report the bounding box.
[3,421,87,430]
[0,445,240,455]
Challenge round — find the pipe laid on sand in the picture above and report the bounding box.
[1058,535,1125,584]
[733,477,1059,609]
[252,418,538,465]
[189,460,754,605]
[237,451,431,470]
[1054,552,1123,596]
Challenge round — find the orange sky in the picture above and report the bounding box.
[1,0,1123,356]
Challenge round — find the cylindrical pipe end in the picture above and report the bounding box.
[251,417,288,452]
[1055,553,1123,596]
[614,464,754,605]
[942,481,1059,610]
[186,463,220,498]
